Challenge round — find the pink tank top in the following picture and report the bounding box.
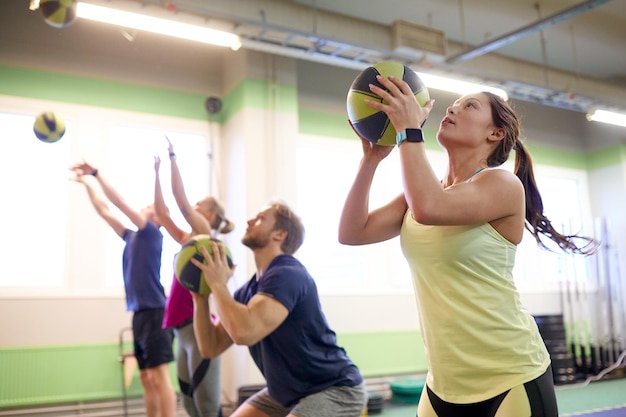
[162,277,193,328]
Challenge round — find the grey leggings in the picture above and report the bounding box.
[175,322,222,417]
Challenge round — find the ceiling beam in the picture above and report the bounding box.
[446,0,615,64]
[125,0,626,111]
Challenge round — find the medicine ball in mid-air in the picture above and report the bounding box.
[39,0,78,28]
[347,61,430,146]
[33,112,66,143]
[175,235,233,295]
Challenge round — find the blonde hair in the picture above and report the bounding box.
[197,196,234,235]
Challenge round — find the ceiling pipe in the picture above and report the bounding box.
[446,0,615,64]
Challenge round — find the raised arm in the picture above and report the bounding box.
[154,156,189,244]
[338,134,408,245]
[71,161,148,230]
[70,172,126,238]
[368,76,523,227]
[166,139,212,235]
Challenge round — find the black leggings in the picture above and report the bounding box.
[416,366,558,417]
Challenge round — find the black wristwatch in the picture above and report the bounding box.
[396,128,424,147]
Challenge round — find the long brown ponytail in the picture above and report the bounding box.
[484,92,597,255]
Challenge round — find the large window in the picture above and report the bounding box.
[295,134,446,294]
[296,135,594,294]
[0,112,71,288]
[0,102,212,295]
[513,167,593,291]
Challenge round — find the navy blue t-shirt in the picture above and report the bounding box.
[233,255,363,407]
[122,221,167,312]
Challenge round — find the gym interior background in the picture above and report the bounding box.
[1,0,626,416]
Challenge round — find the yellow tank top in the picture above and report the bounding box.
[400,210,550,403]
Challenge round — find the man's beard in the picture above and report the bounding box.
[242,232,270,250]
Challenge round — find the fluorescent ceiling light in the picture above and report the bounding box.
[415,72,509,101]
[76,2,241,50]
[586,109,626,128]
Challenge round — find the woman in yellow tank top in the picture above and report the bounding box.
[338,74,597,417]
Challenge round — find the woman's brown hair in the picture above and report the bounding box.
[484,92,597,255]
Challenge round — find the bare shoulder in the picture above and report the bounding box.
[482,167,520,181]
[477,168,525,243]
[477,168,523,193]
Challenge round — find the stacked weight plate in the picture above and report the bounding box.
[534,314,580,385]
[367,391,384,414]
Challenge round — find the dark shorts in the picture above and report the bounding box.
[132,308,174,370]
[417,365,558,417]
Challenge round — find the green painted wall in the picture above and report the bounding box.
[0,65,209,121]
[0,343,168,408]
[2,64,624,171]
[0,331,424,409]
[337,330,427,377]
[298,107,626,171]
[587,143,626,171]
[217,78,298,124]
[0,65,298,125]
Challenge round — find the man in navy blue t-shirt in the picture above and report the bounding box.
[192,200,366,417]
[71,161,176,417]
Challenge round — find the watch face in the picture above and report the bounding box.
[396,129,424,146]
[406,129,424,143]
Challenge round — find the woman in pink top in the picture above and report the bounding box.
[155,139,234,417]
